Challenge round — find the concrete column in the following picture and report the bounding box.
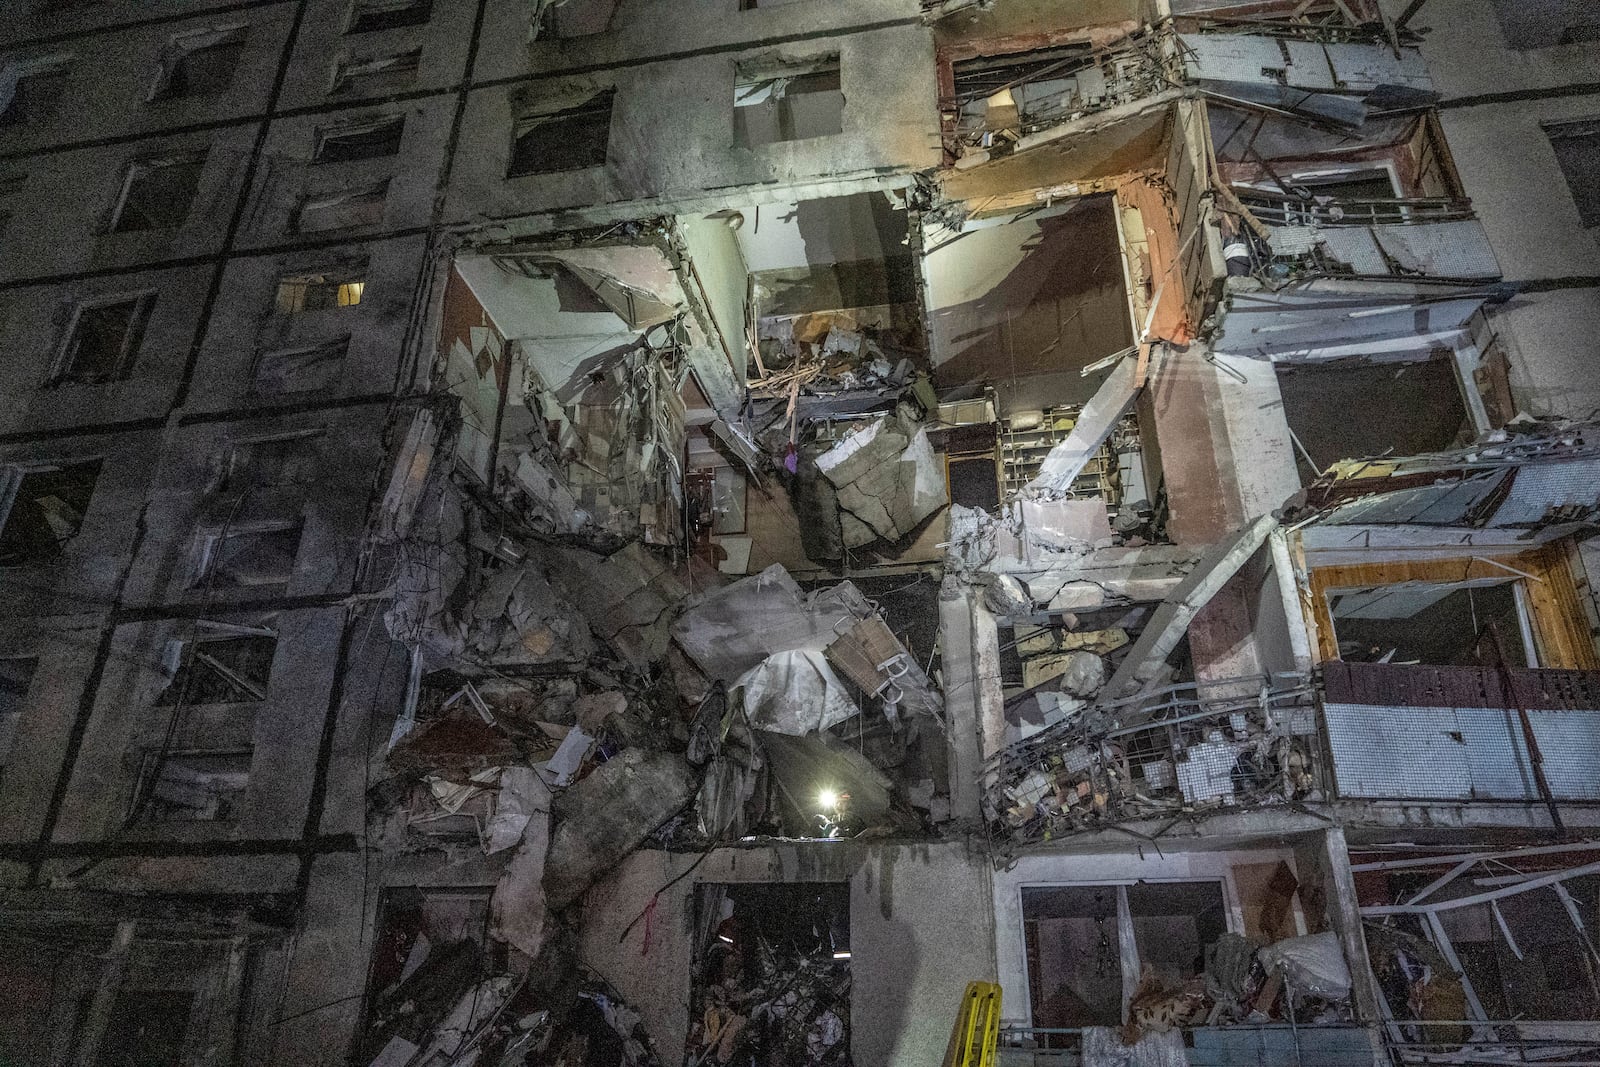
[1296,826,1388,1064]
[71,919,135,1067]
[939,587,986,823]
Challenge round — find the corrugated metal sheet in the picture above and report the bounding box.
[1321,473,1501,526]
[1323,661,1600,710]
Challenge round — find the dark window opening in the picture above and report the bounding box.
[1023,885,1125,1029]
[360,888,500,1062]
[222,434,320,491]
[198,523,302,587]
[348,0,433,33]
[508,91,614,176]
[947,453,1000,511]
[1274,167,1399,202]
[99,989,194,1065]
[0,460,99,566]
[294,181,388,233]
[1274,354,1472,484]
[1547,119,1600,228]
[251,337,348,395]
[314,115,405,162]
[536,0,618,37]
[157,632,276,706]
[133,750,251,822]
[110,155,204,233]
[54,293,154,385]
[153,32,245,100]
[332,49,421,95]
[0,63,70,127]
[275,271,365,313]
[689,883,850,1065]
[1329,579,1531,667]
[734,60,843,147]
[1127,881,1229,988]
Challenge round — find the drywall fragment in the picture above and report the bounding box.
[1103,515,1279,706]
[542,748,698,911]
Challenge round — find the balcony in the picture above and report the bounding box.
[1234,193,1501,282]
[998,1024,1379,1066]
[1321,661,1600,803]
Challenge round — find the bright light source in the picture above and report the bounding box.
[818,788,839,810]
[718,934,734,944]
[832,951,852,960]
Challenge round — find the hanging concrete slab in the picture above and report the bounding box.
[1025,355,1140,496]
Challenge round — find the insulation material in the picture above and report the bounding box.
[671,565,867,683]
[733,648,861,735]
[1082,1026,1187,1067]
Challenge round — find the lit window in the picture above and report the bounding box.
[331,49,420,95]
[109,154,205,233]
[314,114,405,162]
[53,292,155,384]
[293,180,388,233]
[151,27,246,100]
[275,269,366,313]
[1546,119,1600,228]
[0,460,100,566]
[508,90,614,176]
[347,0,433,33]
[251,337,348,395]
[733,57,843,147]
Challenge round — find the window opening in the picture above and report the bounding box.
[1328,579,1532,667]
[348,0,433,33]
[132,750,251,821]
[157,629,276,705]
[688,883,850,1065]
[196,523,302,587]
[314,114,405,162]
[109,154,204,233]
[734,58,843,147]
[222,433,320,491]
[332,49,421,95]
[53,292,154,385]
[293,180,388,233]
[0,57,71,127]
[151,27,246,100]
[508,90,613,176]
[1546,119,1600,229]
[0,460,100,566]
[251,336,348,395]
[274,269,366,313]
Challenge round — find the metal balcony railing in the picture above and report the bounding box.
[1235,194,1477,228]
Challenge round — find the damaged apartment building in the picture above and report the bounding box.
[3,0,1600,1065]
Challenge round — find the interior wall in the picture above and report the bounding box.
[923,197,1135,416]
[735,192,906,274]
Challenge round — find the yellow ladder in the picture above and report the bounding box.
[942,981,1002,1067]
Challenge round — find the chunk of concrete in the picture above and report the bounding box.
[1055,650,1108,697]
[542,749,698,912]
[985,574,1033,616]
[815,419,947,546]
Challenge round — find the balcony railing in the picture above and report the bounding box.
[1236,194,1477,227]
[1231,195,1501,281]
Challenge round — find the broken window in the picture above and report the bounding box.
[133,750,251,821]
[293,180,388,233]
[1492,0,1600,49]
[313,114,405,162]
[331,49,421,95]
[195,522,302,587]
[688,883,850,1065]
[0,657,36,779]
[734,58,843,147]
[507,90,613,177]
[536,0,618,37]
[0,57,71,127]
[109,154,205,233]
[52,292,154,385]
[348,0,433,33]
[1546,119,1600,228]
[150,27,246,100]
[221,432,321,491]
[1328,579,1532,667]
[1274,354,1472,483]
[360,887,500,1062]
[251,336,348,395]
[1023,881,1229,1031]
[0,460,99,566]
[157,627,276,706]
[274,269,365,313]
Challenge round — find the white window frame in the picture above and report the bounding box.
[147,24,247,102]
[49,289,156,385]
